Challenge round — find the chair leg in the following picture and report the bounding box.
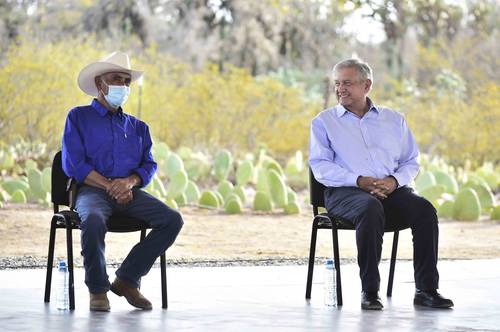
[66,220,75,310]
[160,253,168,309]
[44,217,58,303]
[332,226,343,306]
[305,220,319,299]
[387,231,399,297]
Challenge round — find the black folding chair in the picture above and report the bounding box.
[305,168,408,305]
[44,151,168,310]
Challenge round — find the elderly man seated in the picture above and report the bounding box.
[62,51,183,311]
[309,58,453,310]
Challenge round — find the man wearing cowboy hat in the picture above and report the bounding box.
[62,51,183,311]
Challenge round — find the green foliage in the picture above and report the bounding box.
[233,186,246,204]
[452,188,481,221]
[165,198,179,210]
[150,175,167,198]
[437,200,454,219]
[380,61,500,166]
[268,169,288,208]
[27,168,45,200]
[433,171,459,194]
[0,149,15,171]
[0,188,10,202]
[214,191,225,207]
[462,183,495,212]
[415,171,436,192]
[491,206,500,221]
[1,179,29,195]
[11,189,27,203]
[236,160,254,186]
[285,150,304,175]
[224,194,242,214]
[199,191,219,209]
[164,153,184,179]
[217,180,234,201]
[284,201,301,215]
[256,167,270,195]
[41,167,51,193]
[25,159,38,172]
[184,152,211,182]
[419,185,446,205]
[214,149,233,182]
[475,163,499,190]
[253,191,273,212]
[167,170,188,199]
[185,181,201,204]
[174,193,187,206]
[466,174,491,190]
[152,142,170,162]
[287,187,298,204]
[264,157,284,177]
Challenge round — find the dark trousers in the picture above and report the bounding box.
[324,186,439,292]
[75,185,183,294]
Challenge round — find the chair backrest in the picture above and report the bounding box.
[51,151,70,207]
[309,167,326,208]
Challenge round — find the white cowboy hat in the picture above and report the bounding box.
[77,51,144,96]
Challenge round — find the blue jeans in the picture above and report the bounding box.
[75,185,183,294]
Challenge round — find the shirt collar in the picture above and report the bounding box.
[91,98,124,119]
[335,97,379,118]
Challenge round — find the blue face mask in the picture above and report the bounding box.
[102,82,130,109]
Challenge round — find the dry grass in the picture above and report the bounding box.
[1,203,500,263]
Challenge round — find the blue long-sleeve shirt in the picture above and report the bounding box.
[62,99,157,187]
[309,101,419,188]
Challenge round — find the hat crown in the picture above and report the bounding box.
[100,51,131,70]
[78,51,143,96]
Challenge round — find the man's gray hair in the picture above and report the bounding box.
[332,58,373,82]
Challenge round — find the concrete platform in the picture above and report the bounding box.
[1,259,499,331]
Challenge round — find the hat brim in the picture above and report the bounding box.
[78,62,143,97]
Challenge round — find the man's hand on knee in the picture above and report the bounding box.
[357,176,395,200]
[357,176,379,193]
[116,190,133,205]
[372,177,398,198]
[108,178,136,200]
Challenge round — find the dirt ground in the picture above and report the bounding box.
[1,203,499,265]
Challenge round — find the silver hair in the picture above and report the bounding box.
[332,58,373,82]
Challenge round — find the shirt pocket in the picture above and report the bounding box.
[118,132,143,170]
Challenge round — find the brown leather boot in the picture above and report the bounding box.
[110,277,152,310]
[89,292,110,311]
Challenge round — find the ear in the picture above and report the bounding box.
[364,79,372,92]
[94,76,106,95]
[94,76,102,91]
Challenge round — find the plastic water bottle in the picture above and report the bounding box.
[324,259,337,306]
[56,260,69,310]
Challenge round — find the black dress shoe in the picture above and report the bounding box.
[414,289,454,308]
[361,291,383,310]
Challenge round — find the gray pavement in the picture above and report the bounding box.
[1,259,499,331]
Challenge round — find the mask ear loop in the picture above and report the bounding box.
[99,78,109,96]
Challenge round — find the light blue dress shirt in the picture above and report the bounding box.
[309,100,419,188]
